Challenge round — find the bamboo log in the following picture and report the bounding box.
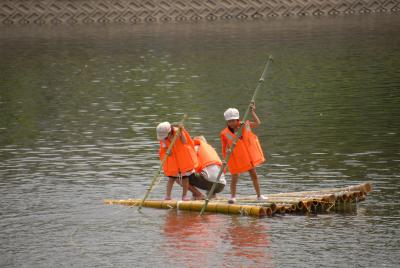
[265,183,372,198]
[104,199,271,217]
[233,193,339,204]
[235,197,336,207]
[297,201,304,210]
[232,195,333,203]
[104,199,178,208]
[105,183,372,216]
[274,204,287,214]
[233,196,340,215]
[237,201,277,213]
[334,191,363,202]
[265,207,273,217]
[240,191,363,205]
[273,203,297,213]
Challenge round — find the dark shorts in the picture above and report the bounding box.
[169,174,192,179]
[188,173,225,194]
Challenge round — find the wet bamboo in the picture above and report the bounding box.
[235,202,278,213]
[106,199,270,217]
[219,198,334,214]
[334,191,364,202]
[264,183,372,198]
[275,204,287,214]
[232,200,277,207]
[213,185,369,201]
[265,207,273,216]
[234,190,359,200]
[234,196,336,204]
[265,192,348,199]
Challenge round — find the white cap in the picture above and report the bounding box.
[156,122,171,140]
[224,108,240,121]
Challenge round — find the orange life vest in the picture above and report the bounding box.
[159,127,198,177]
[220,120,265,174]
[193,138,222,173]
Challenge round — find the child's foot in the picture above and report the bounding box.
[182,195,191,201]
[192,194,205,200]
[228,197,236,204]
[257,195,267,201]
[164,196,172,200]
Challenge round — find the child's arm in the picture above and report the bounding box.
[249,101,261,128]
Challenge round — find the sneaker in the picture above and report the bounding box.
[182,195,191,201]
[257,195,267,201]
[228,197,236,204]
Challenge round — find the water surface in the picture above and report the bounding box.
[1,14,400,267]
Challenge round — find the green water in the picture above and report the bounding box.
[1,14,399,267]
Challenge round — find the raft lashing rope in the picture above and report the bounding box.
[104,183,372,218]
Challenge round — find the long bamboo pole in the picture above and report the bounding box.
[138,114,187,210]
[199,56,274,216]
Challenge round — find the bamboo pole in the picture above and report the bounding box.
[199,56,273,216]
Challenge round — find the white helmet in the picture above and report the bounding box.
[224,108,240,121]
[156,122,171,140]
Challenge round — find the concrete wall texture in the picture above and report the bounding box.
[1,0,399,25]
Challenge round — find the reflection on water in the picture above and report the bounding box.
[162,211,272,267]
[223,217,272,266]
[1,14,400,268]
[163,212,222,267]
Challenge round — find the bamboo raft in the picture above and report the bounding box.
[104,182,372,218]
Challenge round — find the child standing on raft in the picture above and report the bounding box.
[156,122,200,201]
[220,102,266,203]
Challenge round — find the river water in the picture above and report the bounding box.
[1,14,399,268]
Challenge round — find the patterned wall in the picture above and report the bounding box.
[1,0,399,25]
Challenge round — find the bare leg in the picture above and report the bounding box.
[230,173,239,198]
[175,179,203,198]
[181,177,189,198]
[188,185,204,199]
[166,177,175,199]
[249,168,262,197]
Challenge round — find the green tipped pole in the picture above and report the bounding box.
[199,56,273,216]
[138,114,187,210]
